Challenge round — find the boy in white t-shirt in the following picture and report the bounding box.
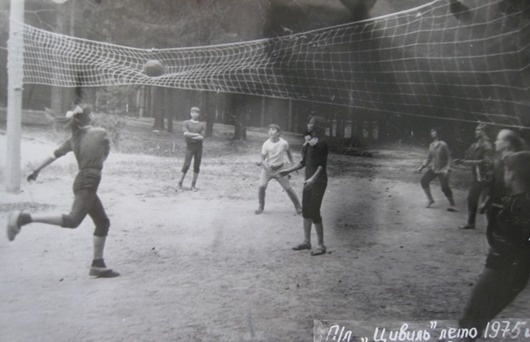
[255,124,302,215]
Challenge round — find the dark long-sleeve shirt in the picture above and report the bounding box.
[301,139,328,184]
[54,127,110,171]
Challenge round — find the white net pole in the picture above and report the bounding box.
[6,0,25,193]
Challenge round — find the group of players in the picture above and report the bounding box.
[416,122,530,341]
[5,104,530,341]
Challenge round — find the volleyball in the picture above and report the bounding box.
[142,59,165,77]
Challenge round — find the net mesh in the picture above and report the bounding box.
[9,0,530,128]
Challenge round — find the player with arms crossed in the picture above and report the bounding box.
[255,124,302,215]
[6,105,119,278]
[178,106,205,191]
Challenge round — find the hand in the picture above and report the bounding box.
[277,170,289,178]
[27,170,39,182]
[304,178,315,189]
[415,167,423,174]
[478,203,486,214]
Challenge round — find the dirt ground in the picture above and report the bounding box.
[1,117,529,342]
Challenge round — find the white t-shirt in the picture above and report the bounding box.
[262,138,289,168]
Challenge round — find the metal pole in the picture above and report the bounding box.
[6,0,25,193]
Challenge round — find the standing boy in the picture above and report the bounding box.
[178,106,205,191]
[416,127,457,212]
[457,123,493,229]
[278,116,329,256]
[6,105,119,278]
[255,124,302,215]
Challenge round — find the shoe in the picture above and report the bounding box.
[292,242,311,251]
[191,186,199,192]
[89,267,120,278]
[178,181,183,189]
[426,200,435,208]
[459,224,475,230]
[311,245,327,256]
[254,208,264,215]
[447,206,458,212]
[7,210,22,241]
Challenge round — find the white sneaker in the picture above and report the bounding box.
[7,210,21,241]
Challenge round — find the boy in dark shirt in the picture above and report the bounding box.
[6,105,119,278]
[278,116,329,256]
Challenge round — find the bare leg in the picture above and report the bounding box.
[90,236,119,278]
[178,172,186,188]
[311,222,327,256]
[292,218,312,250]
[314,222,324,247]
[29,213,63,226]
[191,172,199,190]
[303,217,312,244]
[93,235,106,260]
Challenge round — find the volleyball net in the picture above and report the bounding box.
[9,0,530,128]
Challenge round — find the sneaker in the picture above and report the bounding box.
[459,224,475,230]
[7,210,22,241]
[254,208,264,215]
[447,206,458,212]
[89,267,120,278]
[426,200,435,208]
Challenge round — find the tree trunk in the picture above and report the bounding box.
[166,88,173,133]
[205,92,215,137]
[152,86,164,131]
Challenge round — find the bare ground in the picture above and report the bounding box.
[0,116,529,341]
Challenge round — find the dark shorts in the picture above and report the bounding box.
[63,169,110,236]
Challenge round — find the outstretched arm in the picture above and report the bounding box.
[277,162,304,177]
[27,155,57,182]
[28,139,71,182]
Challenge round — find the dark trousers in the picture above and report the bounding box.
[182,143,203,173]
[420,169,454,204]
[466,180,488,225]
